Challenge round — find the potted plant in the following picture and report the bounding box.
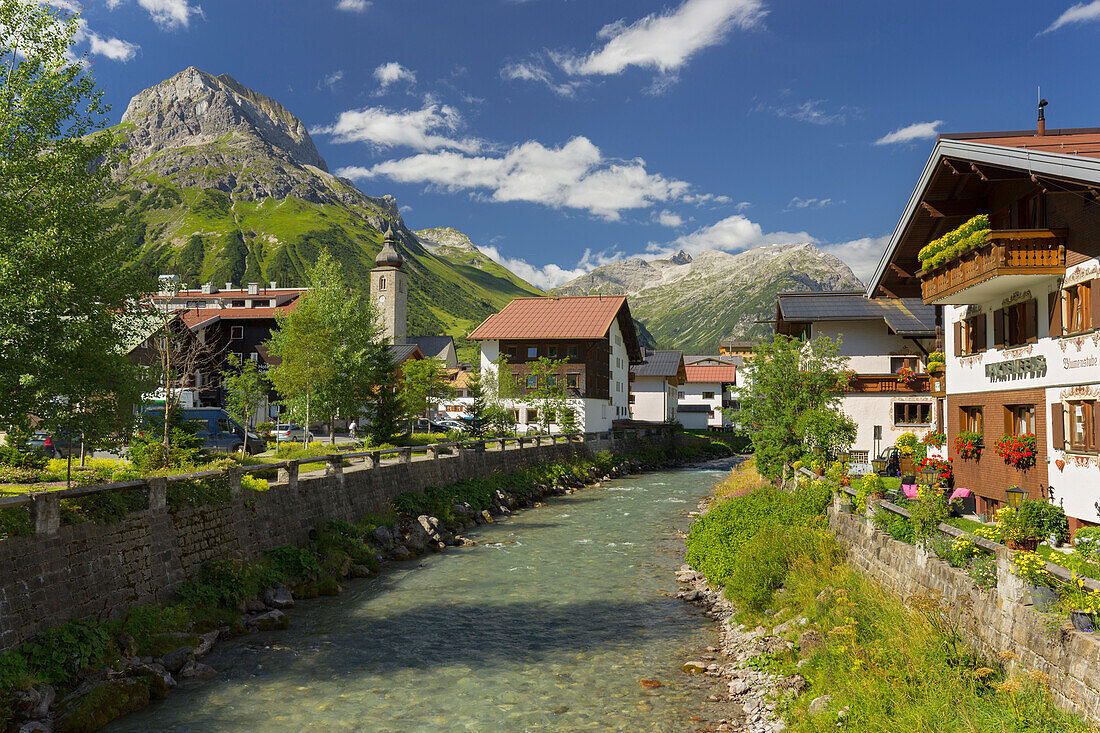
[896,365,918,384]
[993,433,1037,471]
[811,458,825,477]
[1062,574,1100,632]
[998,501,1045,552]
[862,473,886,501]
[922,430,946,449]
[1039,503,1070,547]
[926,351,945,373]
[954,430,983,460]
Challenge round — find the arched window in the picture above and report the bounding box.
[379,276,387,291]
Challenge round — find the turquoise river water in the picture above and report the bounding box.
[106,459,739,732]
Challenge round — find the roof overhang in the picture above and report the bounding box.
[867,139,1100,298]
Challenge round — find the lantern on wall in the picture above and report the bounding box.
[1006,486,1028,513]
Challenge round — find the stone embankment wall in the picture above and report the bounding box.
[831,509,1100,721]
[0,433,667,651]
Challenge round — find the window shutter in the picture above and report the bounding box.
[1051,402,1064,451]
[953,321,963,356]
[1049,290,1063,338]
[1091,280,1100,331]
[992,309,1004,348]
[1025,299,1038,343]
[1093,402,1100,453]
[975,313,987,351]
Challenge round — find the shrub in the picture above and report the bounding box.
[1040,503,1070,544]
[725,527,840,612]
[167,476,232,508]
[0,445,48,470]
[263,546,322,583]
[1074,527,1100,559]
[911,485,950,540]
[60,488,145,525]
[241,474,269,492]
[0,507,33,539]
[18,619,115,686]
[873,512,915,543]
[997,501,1045,544]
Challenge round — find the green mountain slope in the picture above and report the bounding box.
[552,245,864,353]
[109,67,540,342]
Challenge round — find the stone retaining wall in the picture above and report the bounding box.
[831,509,1100,721]
[0,433,666,651]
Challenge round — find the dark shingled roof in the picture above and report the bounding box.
[389,343,424,363]
[408,335,454,360]
[776,293,936,336]
[631,350,684,378]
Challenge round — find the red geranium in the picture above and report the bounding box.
[993,433,1036,470]
[918,456,952,483]
[954,431,982,460]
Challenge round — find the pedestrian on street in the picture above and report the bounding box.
[348,420,357,439]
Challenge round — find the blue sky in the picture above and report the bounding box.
[67,0,1100,286]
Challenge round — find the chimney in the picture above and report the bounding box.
[1038,97,1049,137]
[225,282,233,291]
[270,281,278,289]
[247,283,259,295]
[201,282,215,295]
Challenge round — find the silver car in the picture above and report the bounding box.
[272,424,308,442]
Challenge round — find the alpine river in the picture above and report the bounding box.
[106,457,740,732]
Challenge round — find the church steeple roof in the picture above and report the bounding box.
[375,227,404,267]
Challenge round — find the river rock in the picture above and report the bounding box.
[479,510,494,524]
[778,674,807,696]
[18,721,51,733]
[743,697,760,713]
[55,677,154,732]
[402,521,431,553]
[178,660,217,681]
[371,525,394,548]
[807,695,832,715]
[675,569,701,583]
[390,544,414,561]
[193,630,219,659]
[772,616,807,635]
[158,647,194,675]
[428,516,454,543]
[681,660,707,674]
[350,563,375,577]
[639,679,663,688]
[244,598,267,613]
[746,635,794,657]
[797,630,824,659]
[728,677,749,695]
[263,587,294,609]
[116,632,138,657]
[247,610,290,631]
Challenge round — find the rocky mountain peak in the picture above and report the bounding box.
[415,227,480,254]
[667,250,693,265]
[120,66,327,171]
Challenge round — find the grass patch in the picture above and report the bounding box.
[688,478,1092,731]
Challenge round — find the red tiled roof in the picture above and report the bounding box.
[468,296,629,340]
[944,128,1100,160]
[685,365,737,383]
[180,302,298,329]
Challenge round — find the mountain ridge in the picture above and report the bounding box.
[553,243,863,352]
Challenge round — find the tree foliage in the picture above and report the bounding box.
[735,334,852,480]
[221,359,268,429]
[265,249,385,442]
[0,1,150,441]
[400,357,454,430]
[364,346,402,446]
[521,357,570,433]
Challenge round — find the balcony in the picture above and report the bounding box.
[846,374,931,394]
[918,229,1067,305]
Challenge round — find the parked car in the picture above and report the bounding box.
[272,424,308,442]
[413,418,448,433]
[436,420,468,433]
[28,431,81,459]
[141,407,266,455]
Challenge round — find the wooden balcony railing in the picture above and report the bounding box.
[845,374,931,394]
[918,229,1066,305]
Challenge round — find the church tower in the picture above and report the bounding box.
[370,227,406,344]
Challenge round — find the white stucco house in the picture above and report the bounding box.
[629,350,686,423]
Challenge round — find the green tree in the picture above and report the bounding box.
[401,357,455,432]
[0,1,150,445]
[735,334,851,480]
[464,370,488,437]
[221,359,268,429]
[266,249,385,443]
[523,357,570,434]
[365,346,403,446]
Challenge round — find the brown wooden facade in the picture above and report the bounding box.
[498,339,611,400]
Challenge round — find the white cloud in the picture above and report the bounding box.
[875,120,944,146]
[1043,1,1100,33]
[501,60,580,97]
[817,236,889,283]
[319,70,343,91]
[316,103,481,153]
[107,0,202,29]
[645,214,811,258]
[85,31,138,60]
[785,197,842,210]
[758,98,856,126]
[337,136,692,221]
[557,0,765,77]
[478,244,588,289]
[657,210,684,227]
[373,62,416,90]
[336,0,370,12]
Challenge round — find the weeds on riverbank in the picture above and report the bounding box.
[686,467,1094,732]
